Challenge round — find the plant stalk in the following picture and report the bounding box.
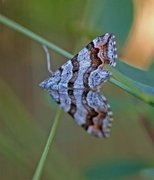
[32,108,62,180]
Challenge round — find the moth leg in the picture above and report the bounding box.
[42,45,53,74]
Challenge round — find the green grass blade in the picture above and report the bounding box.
[0,14,72,59]
[109,66,154,106]
[32,108,62,180]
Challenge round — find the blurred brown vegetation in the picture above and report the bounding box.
[122,0,154,68]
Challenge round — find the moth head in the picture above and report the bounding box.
[93,33,117,67]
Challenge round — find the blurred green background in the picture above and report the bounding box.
[0,0,154,179]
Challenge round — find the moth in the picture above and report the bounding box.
[40,33,117,138]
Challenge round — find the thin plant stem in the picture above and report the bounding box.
[32,108,62,180]
[0,14,73,59]
[109,67,154,105]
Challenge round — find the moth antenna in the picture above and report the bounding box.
[42,45,53,74]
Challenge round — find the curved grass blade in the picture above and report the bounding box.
[32,108,62,180]
[108,65,154,106]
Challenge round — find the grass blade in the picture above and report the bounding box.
[32,108,62,180]
[0,14,72,59]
